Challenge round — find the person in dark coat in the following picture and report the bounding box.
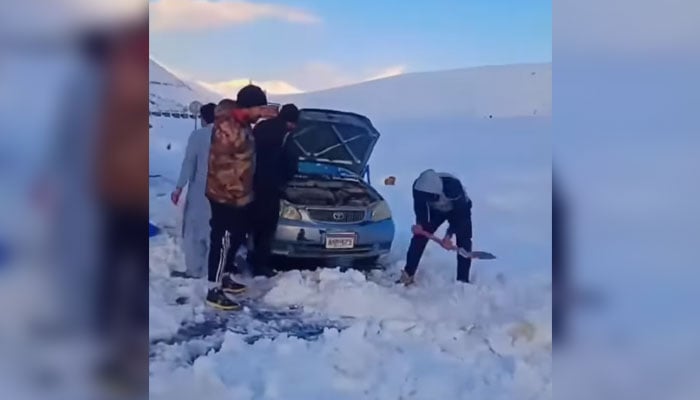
[398,169,473,285]
[248,104,300,277]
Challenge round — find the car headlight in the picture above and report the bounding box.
[371,200,392,221]
[279,200,302,221]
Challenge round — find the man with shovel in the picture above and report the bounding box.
[398,169,475,285]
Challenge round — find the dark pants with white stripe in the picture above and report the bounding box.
[207,199,250,284]
[405,207,473,282]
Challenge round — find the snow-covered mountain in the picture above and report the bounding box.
[150,60,551,121]
[273,63,551,121]
[149,58,218,114]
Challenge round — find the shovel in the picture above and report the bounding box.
[417,231,497,260]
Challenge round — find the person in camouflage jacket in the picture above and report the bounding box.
[204,85,277,310]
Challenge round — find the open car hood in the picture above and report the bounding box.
[285,108,380,175]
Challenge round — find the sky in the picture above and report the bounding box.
[149,0,551,95]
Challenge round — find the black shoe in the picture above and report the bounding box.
[221,275,247,294]
[206,288,241,311]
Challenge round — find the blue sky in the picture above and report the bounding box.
[150,0,551,94]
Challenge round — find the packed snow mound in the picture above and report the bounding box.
[273,63,551,121]
[264,268,552,342]
[150,58,219,114]
[149,268,551,400]
[264,269,419,321]
[151,320,550,400]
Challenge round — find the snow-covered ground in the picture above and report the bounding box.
[149,64,551,399]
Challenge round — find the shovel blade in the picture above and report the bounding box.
[457,249,497,260]
[421,232,496,260]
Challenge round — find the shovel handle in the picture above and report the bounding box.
[418,230,441,243]
[416,230,453,249]
[415,230,496,260]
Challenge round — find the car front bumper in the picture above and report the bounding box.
[272,218,395,259]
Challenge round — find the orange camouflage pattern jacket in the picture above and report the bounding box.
[206,114,255,207]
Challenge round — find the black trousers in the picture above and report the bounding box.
[405,207,473,282]
[249,194,281,273]
[208,199,250,283]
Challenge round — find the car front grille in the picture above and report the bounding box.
[307,209,366,223]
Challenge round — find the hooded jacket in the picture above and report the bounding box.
[205,113,256,206]
[413,169,471,235]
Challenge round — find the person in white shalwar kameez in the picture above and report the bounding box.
[171,103,217,278]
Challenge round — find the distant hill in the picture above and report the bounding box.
[150,60,551,122]
[149,58,218,115]
[273,63,551,121]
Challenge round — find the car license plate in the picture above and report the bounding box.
[325,234,355,249]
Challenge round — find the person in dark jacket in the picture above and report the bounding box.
[248,104,300,277]
[398,169,473,285]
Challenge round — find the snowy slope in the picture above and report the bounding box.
[149,58,220,175]
[149,64,551,399]
[149,58,219,114]
[273,63,551,121]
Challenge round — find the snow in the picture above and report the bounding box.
[151,316,549,400]
[274,63,551,121]
[150,63,551,399]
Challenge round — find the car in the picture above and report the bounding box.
[271,108,395,267]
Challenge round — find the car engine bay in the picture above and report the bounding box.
[283,178,380,207]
